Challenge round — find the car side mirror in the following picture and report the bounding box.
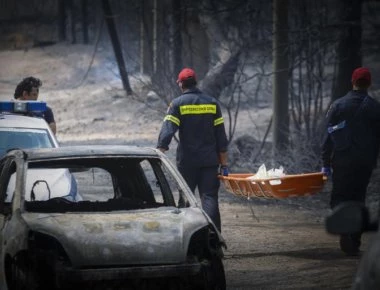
[325,202,377,234]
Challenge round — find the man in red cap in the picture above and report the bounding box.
[321,67,380,255]
[157,67,229,232]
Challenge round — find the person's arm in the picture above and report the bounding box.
[219,151,228,166]
[214,102,229,164]
[157,147,166,153]
[214,101,229,175]
[157,101,180,152]
[49,122,57,135]
[44,106,57,134]
[321,103,336,168]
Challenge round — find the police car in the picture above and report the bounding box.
[0,100,58,157]
[0,100,80,201]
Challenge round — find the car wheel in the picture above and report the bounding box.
[200,256,226,290]
[10,255,37,290]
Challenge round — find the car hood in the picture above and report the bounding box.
[22,207,210,267]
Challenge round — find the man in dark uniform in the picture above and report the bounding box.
[14,76,57,134]
[157,68,229,232]
[321,67,380,255]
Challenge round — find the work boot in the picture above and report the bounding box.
[339,234,361,256]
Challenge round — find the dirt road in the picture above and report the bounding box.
[219,191,372,290]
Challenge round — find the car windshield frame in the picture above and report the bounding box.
[16,156,192,213]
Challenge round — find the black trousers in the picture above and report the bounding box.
[330,161,373,209]
[178,165,221,231]
[331,158,373,254]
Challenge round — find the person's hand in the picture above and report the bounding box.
[157,147,166,153]
[321,167,331,177]
[219,165,229,176]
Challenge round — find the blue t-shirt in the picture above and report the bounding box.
[29,105,55,124]
[43,106,55,124]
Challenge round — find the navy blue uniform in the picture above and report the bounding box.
[157,88,228,231]
[29,105,55,125]
[43,106,55,125]
[321,90,380,253]
[322,90,380,207]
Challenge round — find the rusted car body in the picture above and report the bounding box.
[0,146,226,290]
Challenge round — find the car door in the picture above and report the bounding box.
[0,157,15,289]
[0,157,14,228]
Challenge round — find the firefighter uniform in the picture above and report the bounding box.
[321,67,380,255]
[157,88,228,231]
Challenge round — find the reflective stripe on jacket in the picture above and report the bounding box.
[157,88,228,167]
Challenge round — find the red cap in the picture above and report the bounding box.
[351,67,371,84]
[177,68,196,83]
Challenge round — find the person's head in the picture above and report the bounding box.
[176,68,197,91]
[14,76,42,100]
[351,67,371,90]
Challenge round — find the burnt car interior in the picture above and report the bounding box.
[3,157,190,213]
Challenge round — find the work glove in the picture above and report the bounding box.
[321,167,331,177]
[219,165,229,176]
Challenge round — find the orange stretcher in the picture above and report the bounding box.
[219,172,327,199]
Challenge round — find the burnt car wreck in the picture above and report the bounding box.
[0,146,226,290]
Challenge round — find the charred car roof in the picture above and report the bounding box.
[5,145,161,161]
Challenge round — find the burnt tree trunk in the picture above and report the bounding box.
[58,0,66,41]
[67,0,77,44]
[272,0,289,153]
[200,51,241,99]
[172,0,183,75]
[140,0,154,75]
[102,0,133,95]
[331,0,362,101]
[81,0,89,44]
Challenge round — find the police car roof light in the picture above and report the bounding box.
[0,101,47,113]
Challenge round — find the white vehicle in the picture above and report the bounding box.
[0,101,58,158]
[0,101,80,203]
